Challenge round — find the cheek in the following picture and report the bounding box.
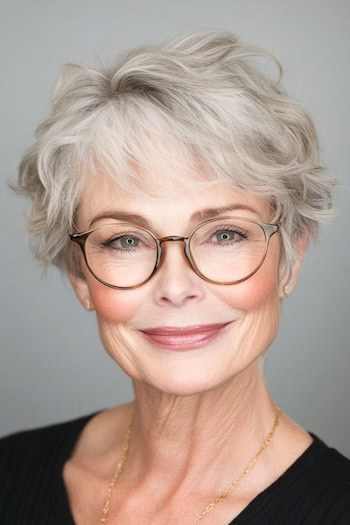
[218,264,280,312]
[230,240,282,311]
[86,275,142,323]
[221,263,281,363]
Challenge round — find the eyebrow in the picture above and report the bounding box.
[88,204,260,230]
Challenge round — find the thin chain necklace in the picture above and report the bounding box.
[100,405,281,524]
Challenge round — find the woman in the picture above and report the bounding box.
[1,31,349,524]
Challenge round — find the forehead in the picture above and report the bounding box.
[77,171,273,232]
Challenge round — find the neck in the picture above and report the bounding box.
[123,363,277,495]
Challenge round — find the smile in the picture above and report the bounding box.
[139,322,232,351]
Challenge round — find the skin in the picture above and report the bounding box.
[66,169,312,524]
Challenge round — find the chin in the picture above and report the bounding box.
[135,375,224,397]
[131,353,251,397]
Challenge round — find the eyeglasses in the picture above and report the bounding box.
[69,216,279,289]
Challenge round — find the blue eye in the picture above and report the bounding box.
[102,235,141,250]
[119,236,140,248]
[212,227,248,244]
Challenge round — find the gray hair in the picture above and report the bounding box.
[13,31,335,279]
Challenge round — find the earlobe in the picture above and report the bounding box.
[67,272,95,311]
[282,283,291,297]
[279,234,309,299]
[84,298,93,311]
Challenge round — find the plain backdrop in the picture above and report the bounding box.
[0,0,349,456]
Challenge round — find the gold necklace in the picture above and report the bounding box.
[100,415,135,524]
[100,405,281,524]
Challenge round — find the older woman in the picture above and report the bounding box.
[1,31,349,525]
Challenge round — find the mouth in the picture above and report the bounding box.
[139,322,232,351]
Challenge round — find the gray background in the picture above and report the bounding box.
[1,0,349,455]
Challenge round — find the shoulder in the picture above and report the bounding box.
[0,412,97,457]
[306,434,350,522]
[0,404,134,523]
[281,433,350,522]
[0,413,99,524]
[0,413,98,483]
[232,432,350,524]
[308,433,350,479]
[0,402,133,476]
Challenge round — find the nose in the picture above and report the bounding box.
[153,237,204,306]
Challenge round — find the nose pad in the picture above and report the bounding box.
[157,237,192,272]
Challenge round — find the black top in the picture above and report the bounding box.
[0,412,349,524]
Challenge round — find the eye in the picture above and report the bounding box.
[96,230,145,252]
[117,236,140,248]
[102,234,141,250]
[212,227,248,244]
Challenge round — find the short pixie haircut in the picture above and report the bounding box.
[14,31,335,279]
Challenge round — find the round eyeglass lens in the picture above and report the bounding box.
[84,223,158,288]
[190,218,267,283]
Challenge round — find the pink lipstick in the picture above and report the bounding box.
[139,323,231,350]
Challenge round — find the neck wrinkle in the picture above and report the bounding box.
[122,365,277,495]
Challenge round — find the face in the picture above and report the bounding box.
[70,171,291,396]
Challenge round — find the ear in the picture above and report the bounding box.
[68,271,95,311]
[279,234,309,299]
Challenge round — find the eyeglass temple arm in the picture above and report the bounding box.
[69,232,88,249]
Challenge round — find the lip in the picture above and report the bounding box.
[139,322,232,350]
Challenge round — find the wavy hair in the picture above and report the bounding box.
[13,31,335,279]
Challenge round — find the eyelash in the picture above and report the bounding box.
[100,232,146,252]
[99,225,249,252]
[210,226,249,243]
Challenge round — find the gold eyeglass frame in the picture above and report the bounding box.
[69,216,280,290]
